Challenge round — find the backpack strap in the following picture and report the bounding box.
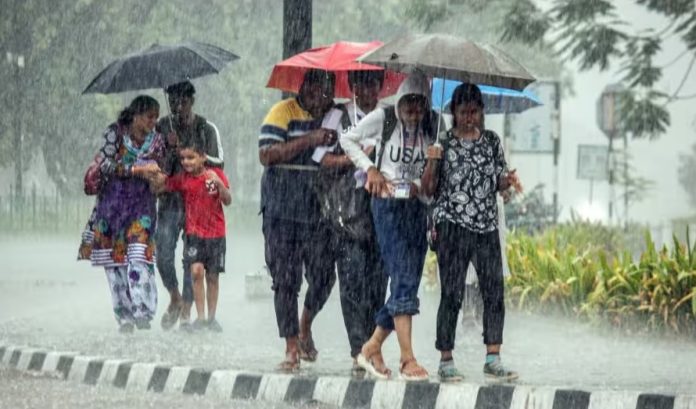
[335,103,352,131]
[376,106,397,171]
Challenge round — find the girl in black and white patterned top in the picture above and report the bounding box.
[421,83,522,382]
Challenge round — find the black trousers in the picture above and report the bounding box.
[334,228,387,358]
[263,215,336,338]
[435,221,505,349]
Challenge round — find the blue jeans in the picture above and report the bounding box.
[155,193,192,302]
[371,198,428,331]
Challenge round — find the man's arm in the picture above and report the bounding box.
[319,152,354,168]
[204,120,224,168]
[259,130,330,166]
[156,119,178,176]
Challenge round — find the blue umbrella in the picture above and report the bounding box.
[432,78,542,115]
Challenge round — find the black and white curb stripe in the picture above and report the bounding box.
[2,343,695,409]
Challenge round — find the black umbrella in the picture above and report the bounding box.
[82,42,239,94]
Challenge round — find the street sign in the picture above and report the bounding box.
[596,83,624,139]
[577,144,609,181]
[508,81,557,153]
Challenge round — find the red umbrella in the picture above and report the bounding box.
[266,41,405,98]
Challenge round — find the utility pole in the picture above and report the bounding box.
[282,0,312,60]
[10,0,27,211]
[623,131,629,229]
[551,81,561,224]
[597,83,624,226]
[282,0,311,99]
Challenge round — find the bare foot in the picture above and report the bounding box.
[277,350,300,373]
[399,358,428,381]
[358,341,391,378]
[297,335,318,362]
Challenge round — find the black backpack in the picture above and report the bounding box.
[315,104,374,240]
[316,104,441,240]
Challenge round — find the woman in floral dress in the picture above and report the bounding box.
[89,95,165,333]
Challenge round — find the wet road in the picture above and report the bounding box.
[0,366,299,409]
[1,230,695,395]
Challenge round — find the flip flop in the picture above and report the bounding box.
[356,353,390,380]
[399,359,429,382]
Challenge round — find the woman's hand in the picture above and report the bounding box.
[365,167,389,197]
[426,144,443,160]
[500,169,523,193]
[133,163,161,178]
[362,144,375,157]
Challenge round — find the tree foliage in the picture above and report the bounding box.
[0,0,408,199]
[406,0,695,139]
[499,0,696,139]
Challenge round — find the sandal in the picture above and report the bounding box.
[160,301,182,330]
[356,353,391,380]
[298,336,318,362]
[399,359,429,382]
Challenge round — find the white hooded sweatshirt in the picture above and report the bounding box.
[339,72,432,196]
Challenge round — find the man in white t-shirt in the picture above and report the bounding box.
[312,70,389,375]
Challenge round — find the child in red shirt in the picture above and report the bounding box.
[157,142,231,332]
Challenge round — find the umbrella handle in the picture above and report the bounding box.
[163,89,175,138]
[436,74,447,143]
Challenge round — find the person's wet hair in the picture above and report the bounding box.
[347,70,384,90]
[449,83,484,113]
[117,95,159,126]
[301,69,336,94]
[179,139,206,155]
[398,93,428,109]
[449,83,485,129]
[165,81,196,97]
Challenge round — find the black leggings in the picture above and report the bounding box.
[435,222,505,350]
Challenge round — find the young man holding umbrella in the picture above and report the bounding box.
[258,69,338,371]
[156,81,225,332]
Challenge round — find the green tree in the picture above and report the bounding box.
[499,0,696,139]
[403,0,565,81]
[404,0,695,139]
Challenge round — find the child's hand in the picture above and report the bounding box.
[147,172,167,193]
[205,170,222,186]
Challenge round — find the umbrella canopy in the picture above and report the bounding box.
[83,42,239,94]
[431,78,542,115]
[358,33,535,91]
[266,41,405,98]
